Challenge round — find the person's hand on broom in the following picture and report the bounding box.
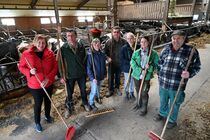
[30,68,36,75]
[60,78,66,84]
[41,78,49,87]
[181,70,190,79]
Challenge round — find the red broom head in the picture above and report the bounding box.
[148,131,162,140]
[65,126,76,140]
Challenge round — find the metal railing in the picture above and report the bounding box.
[174,4,193,17]
[118,1,166,20]
[0,61,27,95]
[118,2,195,21]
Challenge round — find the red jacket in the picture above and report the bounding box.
[18,45,58,89]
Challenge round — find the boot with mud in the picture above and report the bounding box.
[64,99,74,119]
[124,91,130,101]
[139,92,149,116]
[130,92,136,101]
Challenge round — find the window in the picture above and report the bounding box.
[1,18,15,26]
[40,18,51,24]
[51,17,62,24]
[78,16,93,22]
[193,14,199,21]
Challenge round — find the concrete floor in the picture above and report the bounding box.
[1,46,210,140]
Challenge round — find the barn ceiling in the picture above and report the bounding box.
[0,0,107,10]
[0,0,110,17]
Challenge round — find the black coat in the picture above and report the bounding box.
[120,43,140,73]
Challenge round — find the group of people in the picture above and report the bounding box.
[18,26,201,133]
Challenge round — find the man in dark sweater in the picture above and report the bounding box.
[60,29,90,118]
[104,26,127,97]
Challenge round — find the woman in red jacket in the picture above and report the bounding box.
[18,34,58,132]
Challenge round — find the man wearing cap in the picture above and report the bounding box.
[154,30,201,129]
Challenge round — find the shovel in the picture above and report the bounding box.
[25,57,75,140]
[148,47,195,140]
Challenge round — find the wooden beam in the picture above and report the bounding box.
[76,0,90,10]
[30,0,38,9]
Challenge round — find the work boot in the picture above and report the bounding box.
[35,123,43,133]
[139,92,148,116]
[124,91,130,100]
[83,104,91,112]
[45,116,54,123]
[166,122,177,129]
[106,90,113,98]
[90,104,98,112]
[65,99,74,112]
[130,92,136,101]
[64,109,71,119]
[95,97,102,104]
[153,114,165,122]
[116,88,122,96]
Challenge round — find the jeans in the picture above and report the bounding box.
[159,86,185,123]
[123,72,134,93]
[66,76,88,106]
[29,85,53,124]
[108,65,121,91]
[89,80,102,106]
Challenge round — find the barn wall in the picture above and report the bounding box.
[1,16,105,32]
[15,17,41,30]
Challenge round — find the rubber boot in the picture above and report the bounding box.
[139,92,149,116]
[106,90,113,98]
[64,99,74,118]
[130,92,136,101]
[125,91,130,100]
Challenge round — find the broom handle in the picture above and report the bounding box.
[160,47,195,138]
[25,57,68,129]
[124,33,139,92]
[89,48,101,97]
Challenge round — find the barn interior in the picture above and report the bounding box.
[0,0,210,140]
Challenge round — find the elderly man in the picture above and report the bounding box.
[154,30,201,129]
[104,26,127,97]
[60,29,90,118]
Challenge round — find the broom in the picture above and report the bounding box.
[148,47,195,140]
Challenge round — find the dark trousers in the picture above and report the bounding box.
[133,79,150,106]
[66,76,88,106]
[108,65,121,91]
[29,85,53,124]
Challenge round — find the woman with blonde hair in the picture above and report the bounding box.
[18,34,58,132]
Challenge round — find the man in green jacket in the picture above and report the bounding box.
[60,29,90,118]
[131,36,159,116]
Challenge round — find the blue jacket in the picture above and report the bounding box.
[120,43,140,73]
[87,49,107,81]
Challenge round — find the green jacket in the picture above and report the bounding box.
[131,48,159,80]
[60,41,86,79]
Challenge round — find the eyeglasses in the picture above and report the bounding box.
[113,31,120,33]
